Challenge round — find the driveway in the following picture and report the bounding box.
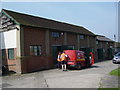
[1,60,119,88]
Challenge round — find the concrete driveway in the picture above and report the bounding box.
[1,60,119,88]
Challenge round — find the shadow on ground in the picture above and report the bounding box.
[68,65,100,71]
[2,71,16,76]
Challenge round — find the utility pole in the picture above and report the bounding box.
[114,34,117,53]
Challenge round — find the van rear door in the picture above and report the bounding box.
[64,50,76,65]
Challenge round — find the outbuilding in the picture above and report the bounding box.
[96,35,114,60]
[0,9,97,73]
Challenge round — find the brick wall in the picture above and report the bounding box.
[79,35,88,48]
[22,26,54,73]
[67,32,77,49]
[20,26,97,73]
[89,36,96,49]
[2,48,17,71]
[50,31,64,45]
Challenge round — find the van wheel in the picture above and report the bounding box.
[76,63,81,70]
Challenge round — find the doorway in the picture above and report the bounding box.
[97,48,105,60]
[51,45,69,65]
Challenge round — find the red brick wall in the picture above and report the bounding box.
[23,26,46,56]
[89,36,95,49]
[79,35,88,48]
[96,41,114,60]
[67,32,77,48]
[21,26,98,73]
[2,48,17,71]
[89,36,97,61]
[50,31,64,45]
[22,26,54,73]
[50,31,78,47]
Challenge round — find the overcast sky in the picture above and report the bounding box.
[0,1,119,41]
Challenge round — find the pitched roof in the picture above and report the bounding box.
[96,35,114,42]
[2,9,95,36]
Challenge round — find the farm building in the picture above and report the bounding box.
[0,9,114,73]
[96,35,114,60]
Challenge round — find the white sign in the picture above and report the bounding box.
[0,29,17,49]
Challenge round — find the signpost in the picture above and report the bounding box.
[0,13,17,32]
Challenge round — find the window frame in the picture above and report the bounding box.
[8,48,15,60]
[30,45,42,56]
[79,34,85,39]
[51,32,60,38]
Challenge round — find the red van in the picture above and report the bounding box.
[64,50,94,69]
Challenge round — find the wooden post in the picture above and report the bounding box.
[45,30,50,55]
[87,35,89,47]
[16,25,22,74]
[64,32,67,45]
[77,34,80,50]
[45,30,50,69]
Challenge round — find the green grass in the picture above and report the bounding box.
[109,68,120,76]
[98,88,120,90]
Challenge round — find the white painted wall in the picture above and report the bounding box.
[0,29,17,49]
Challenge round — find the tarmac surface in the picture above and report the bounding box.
[0,60,119,88]
[99,74,119,88]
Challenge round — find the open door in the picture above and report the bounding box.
[51,45,70,66]
[52,46,62,65]
[51,45,75,66]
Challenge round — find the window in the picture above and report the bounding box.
[30,45,42,56]
[8,48,14,59]
[96,40,99,45]
[52,32,60,37]
[80,35,85,39]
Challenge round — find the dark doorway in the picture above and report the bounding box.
[80,47,93,58]
[52,46,62,65]
[97,48,105,60]
[51,45,70,65]
[107,48,113,59]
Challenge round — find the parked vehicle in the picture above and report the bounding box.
[112,52,120,64]
[64,50,94,69]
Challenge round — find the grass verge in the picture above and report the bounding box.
[109,68,120,76]
[98,88,120,90]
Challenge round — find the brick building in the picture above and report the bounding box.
[115,42,120,53]
[0,9,114,73]
[0,9,97,73]
[96,35,114,60]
